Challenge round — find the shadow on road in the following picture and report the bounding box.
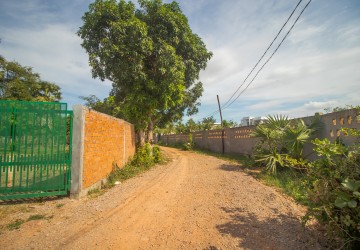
[216,206,325,249]
[218,164,243,172]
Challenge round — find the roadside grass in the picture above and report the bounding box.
[27,214,46,221]
[164,143,309,205]
[5,213,53,232]
[0,199,65,234]
[87,187,105,199]
[0,204,30,220]
[105,152,167,188]
[193,148,255,167]
[88,144,167,198]
[56,203,65,208]
[6,219,25,231]
[257,168,309,205]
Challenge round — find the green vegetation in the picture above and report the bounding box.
[305,137,360,249]
[251,112,360,249]
[56,203,65,208]
[78,0,212,144]
[0,55,62,101]
[106,143,164,188]
[5,213,52,231]
[6,219,25,231]
[87,187,104,199]
[0,204,29,219]
[155,116,238,135]
[257,168,308,204]
[194,148,254,168]
[87,143,165,198]
[251,114,319,173]
[27,214,46,221]
[164,109,359,248]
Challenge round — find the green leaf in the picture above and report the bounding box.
[347,200,357,208]
[353,191,360,197]
[335,197,348,208]
[336,191,351,200]
[342,179,360,191]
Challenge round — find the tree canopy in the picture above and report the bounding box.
[0,55,61,102]
[78,0,212,143]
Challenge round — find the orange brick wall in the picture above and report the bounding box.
[82,109,135,189]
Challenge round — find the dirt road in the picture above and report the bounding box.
[0,147,323,249]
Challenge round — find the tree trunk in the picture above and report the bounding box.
[146,118,154,144]
[137,129,145,147]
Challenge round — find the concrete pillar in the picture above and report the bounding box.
[70,105,86,199]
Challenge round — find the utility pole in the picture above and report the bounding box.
[216,95,225,154]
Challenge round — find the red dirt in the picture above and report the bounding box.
[0,147,324,249]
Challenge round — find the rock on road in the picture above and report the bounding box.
[0,147,322,249]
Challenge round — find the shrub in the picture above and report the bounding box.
[131,143,162,168]
[106,143,163,187]
[252,115,317,173]
[182,134,194,151]
[306,137,360,249]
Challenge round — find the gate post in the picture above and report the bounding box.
[70,105,86,199]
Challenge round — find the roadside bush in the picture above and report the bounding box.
[182,134,194,151]
[153,145,161,163]
[132,143,155,168]
[106,143,163,187]
[252,115,318,173]
[305,138,360,249]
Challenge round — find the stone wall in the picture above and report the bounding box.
[160,109,360,158]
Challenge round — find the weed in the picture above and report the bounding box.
[87,188,105,198]
[27,214,46,221]
[105,144,165,189]
[257,169,308,204]
[192,148,255,168]
[7,219,25,231]
[56,203,65,208]
[0,205,29,220]
[186,146,308,204]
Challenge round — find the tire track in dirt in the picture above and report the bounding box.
[0,147,324,249]
[61,147,189,249]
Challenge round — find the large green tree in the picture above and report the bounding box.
[78,0,212,144]
[0,55,62,102]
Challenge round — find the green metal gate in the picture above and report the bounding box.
[0,100,72,200]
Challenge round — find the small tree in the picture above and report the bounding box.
[200,116,216,131]
[185,118,199,132]
[222,119,238,128]
[252,115,317,173]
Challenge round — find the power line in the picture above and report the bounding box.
[200,109,220,120]
[221,0,304,109]
[197,0,312,121]
[222,0,312,111]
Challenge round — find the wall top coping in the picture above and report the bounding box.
[72,104,133,126]
[162,108,359,136]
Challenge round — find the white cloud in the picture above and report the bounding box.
[1,0,359,120]
[1,23,111,106]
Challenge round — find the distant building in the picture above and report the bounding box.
[240,117,254,126]
[211,122,222,129]
[240,116,268,126]
[252,116,268,125]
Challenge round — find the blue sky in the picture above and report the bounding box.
[0,0,359,123]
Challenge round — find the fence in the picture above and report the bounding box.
[160,109,360,158]
[70,105,136,198]
[0,100,72,200]
[0,102,136,200]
